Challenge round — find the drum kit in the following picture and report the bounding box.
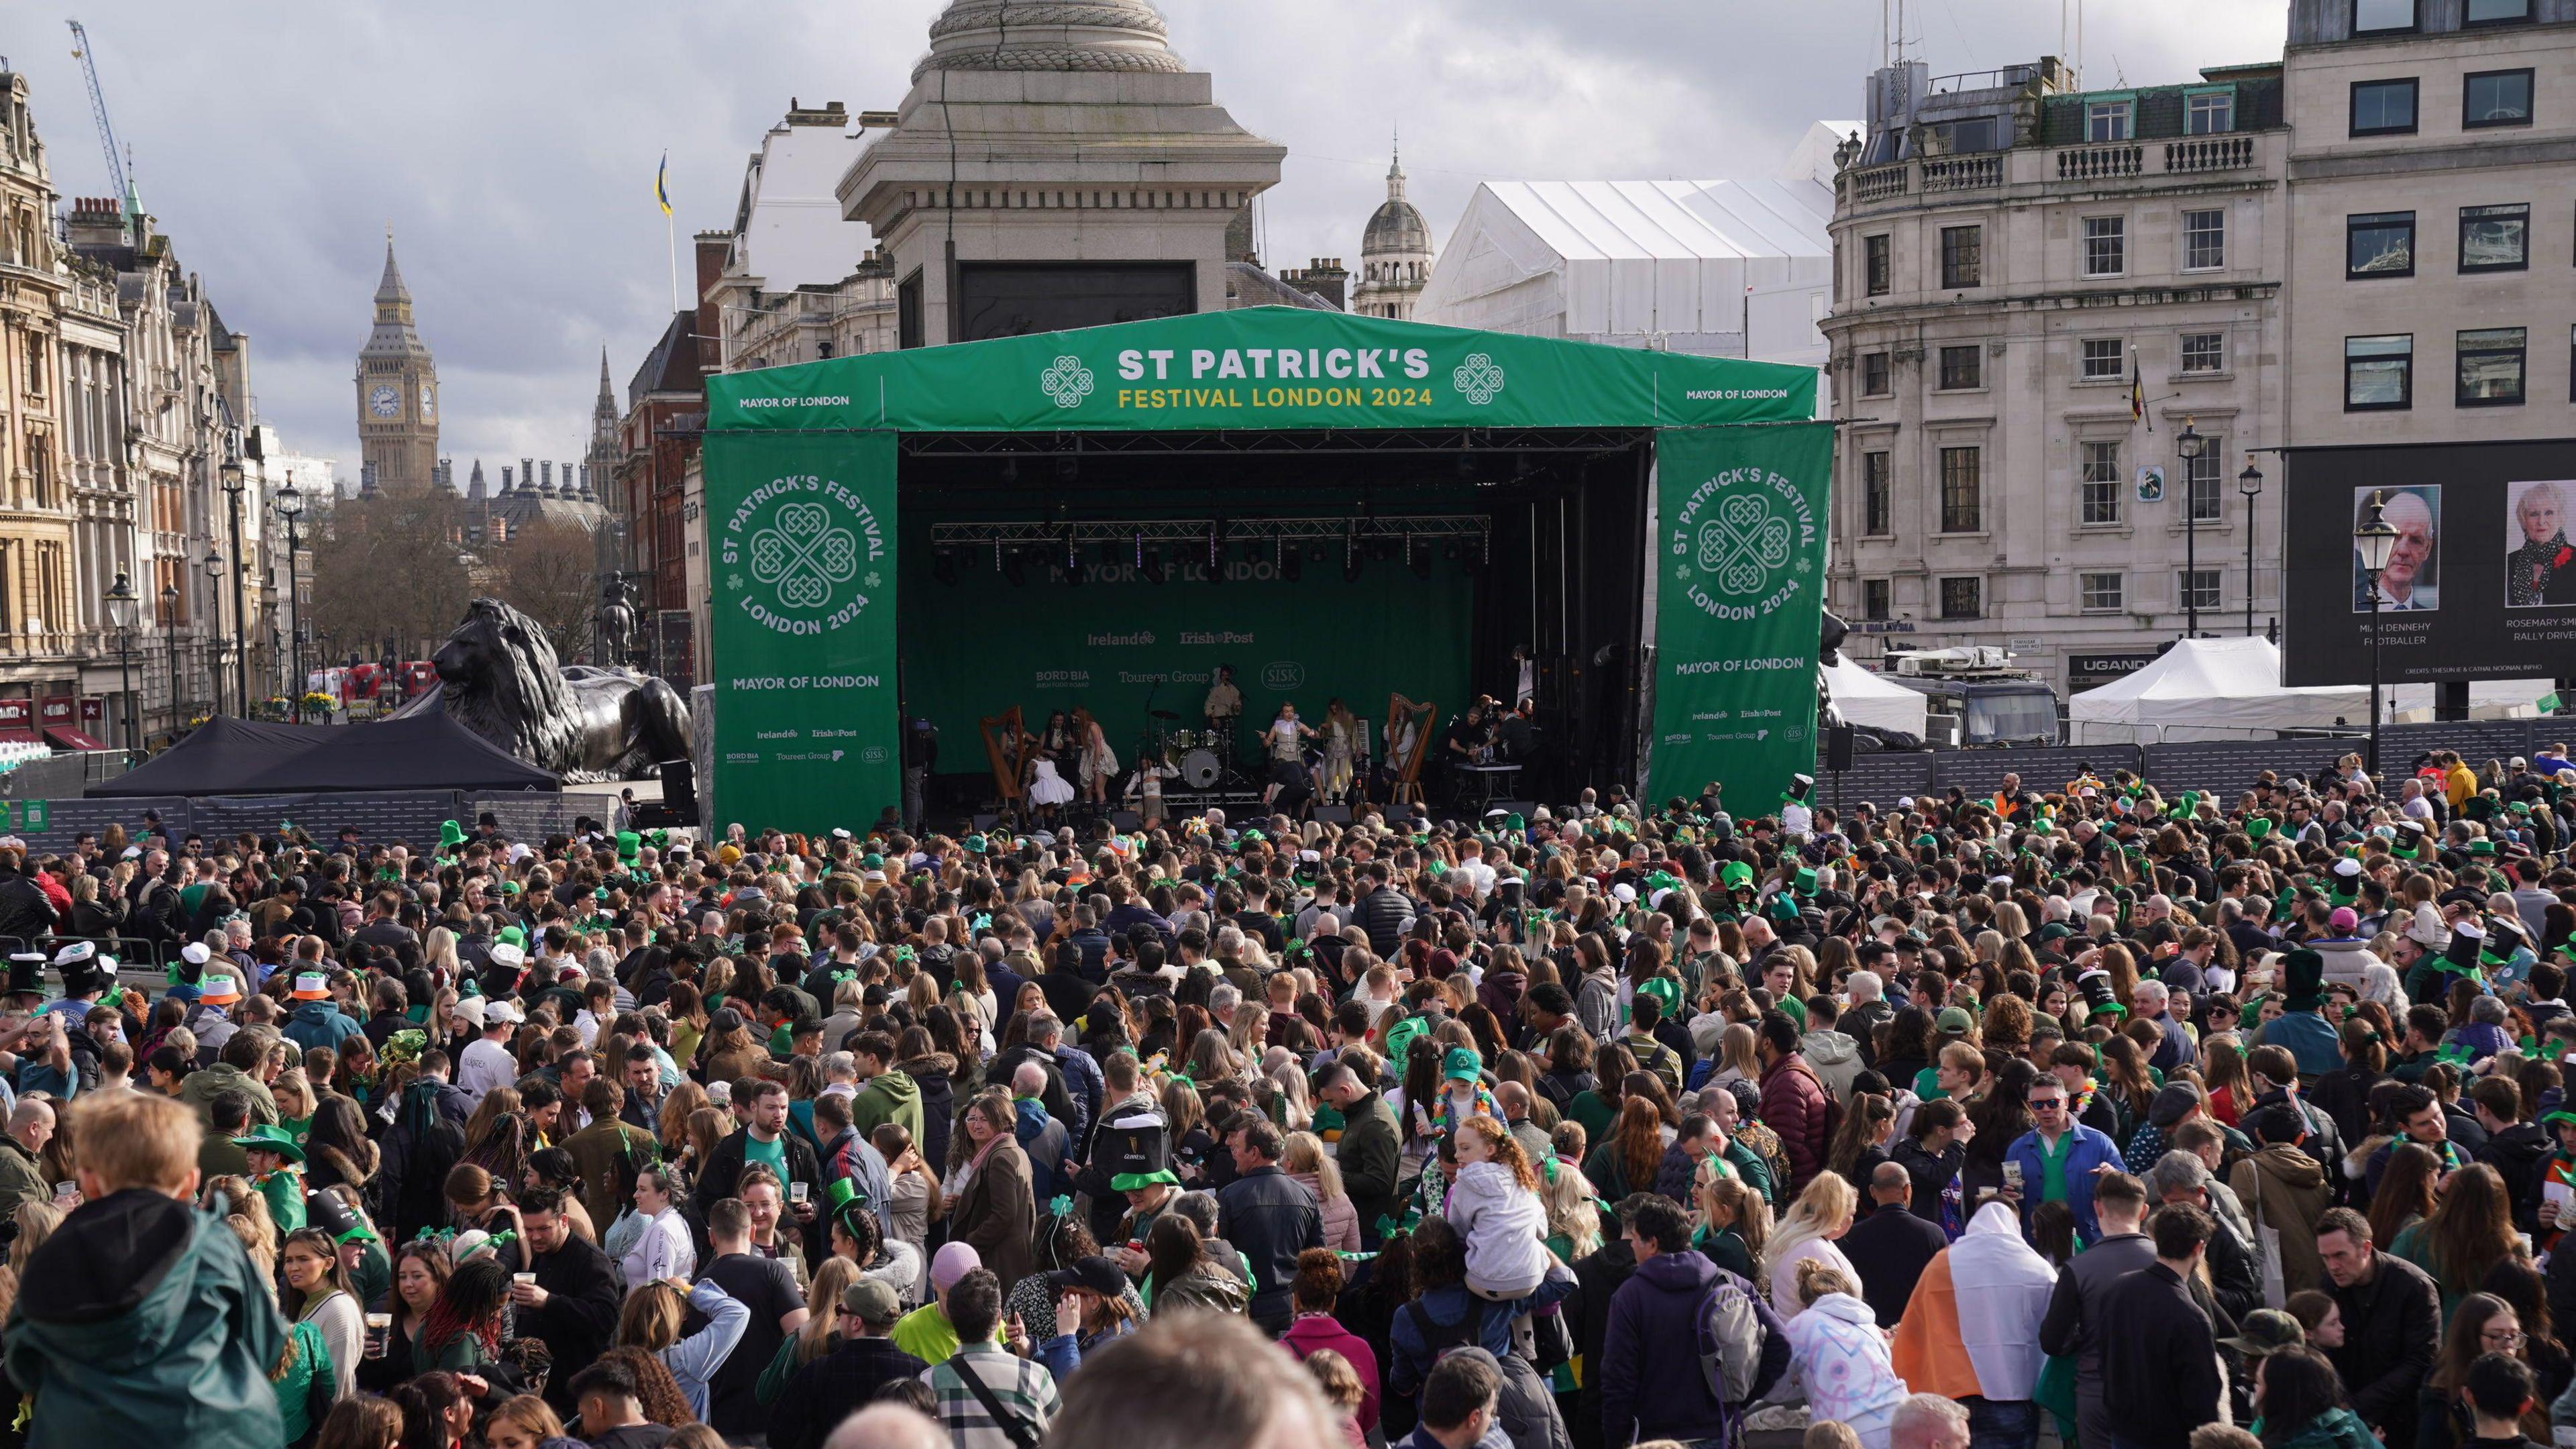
[1146,710,1230,790]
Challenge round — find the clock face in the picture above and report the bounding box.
[369,384,400,419]
[419,383,435,421]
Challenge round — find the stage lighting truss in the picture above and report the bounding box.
[930,515,1488,555]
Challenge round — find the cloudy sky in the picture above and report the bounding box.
[9,1,2288,487]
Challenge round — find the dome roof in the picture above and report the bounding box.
[1364,197,1432,260]
[914,1,1188,83]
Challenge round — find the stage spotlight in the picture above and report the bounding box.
[1140,546,1166,586]
[932,546,960,587]
[1001,546,1026,588]
[1056,454,1080,482]
[1000,457,1020,486]
[1410,538,1433,580]
[1279,538,1301,582]
[1097,539,1121,570]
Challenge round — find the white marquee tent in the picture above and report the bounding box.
[1823,656,1929,737]
[2071,637,2555,743]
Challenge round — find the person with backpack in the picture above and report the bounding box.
[1598,1195,1788,1449]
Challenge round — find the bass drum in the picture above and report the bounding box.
[1181,748,1222,790]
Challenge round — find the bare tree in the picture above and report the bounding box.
[307,488,472,663]
[493,517,599,662]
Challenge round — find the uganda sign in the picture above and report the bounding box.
[705,307,1817,434]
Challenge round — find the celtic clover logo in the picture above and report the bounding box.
[1695,493,1793,596]
[1452,353,1505,405]
[749,500,859,609]
[1040,355,1095,409]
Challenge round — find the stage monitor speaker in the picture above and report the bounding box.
[1493,799,1536,822]
[971,812,1002,830]
[1110,810,1142,831]
[1311,805,1353,825]
[1826,723,1857,773]
[657,758,700,823]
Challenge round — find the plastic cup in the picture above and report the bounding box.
[790,1181,808,1205]
[364,1313,391,1358]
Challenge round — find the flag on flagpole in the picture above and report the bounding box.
[2130,345,2147,428]
[655,152,672,217]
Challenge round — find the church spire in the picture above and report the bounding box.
[1387,129,1405,203]
[376,228,412,310]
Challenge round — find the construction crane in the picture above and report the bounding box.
[64,19,137,231]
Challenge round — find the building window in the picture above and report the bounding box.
[1940,225,1983,289]
[2184,208,2226,270]
[2350,78,2420,136]
[2083,216,2126,277]
[2080,572,2125,612]
[2181,332,2226,374]
[1862,352,1892,396]
[2347,212,2416,277]
[2459,327,2528,407]
[1938,345,1983,391]
[1939,576,1983,620]
[2086,101,2134,142]
[2347,334,2414,410]
[2081,441,2123,525]
[2187,448,2225,523]
[2467,0,2532,23]
[2465,70,2535,128]
[2460,203,2530,271]
[1863,578,1892,622]
[1863,451,1892,535]
[1865,235,1890,296]
[1939,447,1982,533]
[2355,0,2418,34]
[2186,91,2235,134]
[2179,570,2222,612]
[2080,339,2126,381]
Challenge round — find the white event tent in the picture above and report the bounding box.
[2071,637,2555,743]
[1823,656,1929,737]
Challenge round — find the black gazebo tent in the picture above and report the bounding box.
[91,714,558,797]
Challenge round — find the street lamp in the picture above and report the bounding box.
[2177,419,2206,639]
[2238,462,2265,638]
[277,475,306,722]
[159,583,180,739]
[219,445,250,715]
[203,546,227,715]
[105,572,137,755]
[2356,490,2402,780]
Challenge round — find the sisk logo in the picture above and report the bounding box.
[1262,660,1307,690]
[861,745,889,765]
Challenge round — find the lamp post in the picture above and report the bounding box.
[2356,490,2400,780]
[277,476,305,722]
[219,447,249,715]
[2239,462,2265,638]
[2177,419,2206,639]
[105,572,137,755]
[203,546,226,714]
[159,583,180,738]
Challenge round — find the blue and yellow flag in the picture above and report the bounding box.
[655,152,672,216]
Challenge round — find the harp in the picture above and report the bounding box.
[1386,692,1436,805]
[978,706,1035,807]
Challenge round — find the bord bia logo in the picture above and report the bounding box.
[1040,354,1095,409]
[1261,660,1306,690]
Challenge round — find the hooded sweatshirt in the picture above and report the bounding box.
[1890,1201,2057,1403]
[6,1189,288,1449]
[1800,1028,1865,1100]
[282,999,362,1053]
[1444,1159,1550,1299]
[1783,1291,1909,1449]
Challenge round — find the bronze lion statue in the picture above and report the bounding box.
[396,597,690,782]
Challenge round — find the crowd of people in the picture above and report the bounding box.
[6,744,2576,1449]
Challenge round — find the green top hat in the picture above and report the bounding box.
[616,830,643,861]
[438,820,466,849]
[1719,861,1756,891]
[1111,1169,1181,1193]
[233,1123,305,1164]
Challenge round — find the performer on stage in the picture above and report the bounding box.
[1316,698,1360,804]
[1205,664,1244,766]
[1264,700,1317,810]
[1079,712,1120,811]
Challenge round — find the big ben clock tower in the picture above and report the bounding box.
[354,233,438,490]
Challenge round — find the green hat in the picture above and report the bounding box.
[824,1176,867,1216]
[963,833,988,854]
[862,853,885,869]
[1111,1170,1182,1193]
[1646,870,1680,896]
[1636,977,1682,1016]
[1719,861,1756,891]
[1441,1046,1483,1083]
[1792,867,1818,898]
[1382,1014,1430,1069]
[496,925,527,948]
[2541,1111,2576,1131]
[1502,813,1525,833]
[233,1123,305,1164]
[2247,818,2274,842]
[1913,832,1941,849]
[616,830,642,861]
[2468,839,2498,856]
[1766,891,1802,922]
[439,820,466,849]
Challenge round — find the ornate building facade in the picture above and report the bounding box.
[355,239,438,492]
[1354,148,1433,319]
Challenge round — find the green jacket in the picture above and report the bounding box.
[851,1069,924,1146]
[0,1136,48,1218]
[6,1189,286,1449]
[176,1063,278,1127]
[270,1320,333,1446]
[1334,1095,1402,1238]
[2273,1407,2379,1449]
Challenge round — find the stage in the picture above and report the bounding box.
[699,309,1827,833]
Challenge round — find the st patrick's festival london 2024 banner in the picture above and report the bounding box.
[1647,424,1833,810]
[704,431,900,835]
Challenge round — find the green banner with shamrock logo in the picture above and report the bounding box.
[704,431,900,834]
[1646,423,1834,811]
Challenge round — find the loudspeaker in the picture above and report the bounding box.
[971,812,1002,830]
[1311,805,1353,825]
[657,758,699,822]
[1494,799,1536,821]
[1110,810,1142,831]
[1827,723,1856,772]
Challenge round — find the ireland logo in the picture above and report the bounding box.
[1695,494,1793,597]
[751,502,859,608]
[1453,353,1505,406]
[1040,355,1095,409]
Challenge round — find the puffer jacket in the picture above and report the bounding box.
[6,1188,288,1449]
[1758,1053,1831,1196]
[2229,1142,2332,1295]
[1444,1159,1550,1299]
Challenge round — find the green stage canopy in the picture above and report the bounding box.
[702,307,1827,833]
